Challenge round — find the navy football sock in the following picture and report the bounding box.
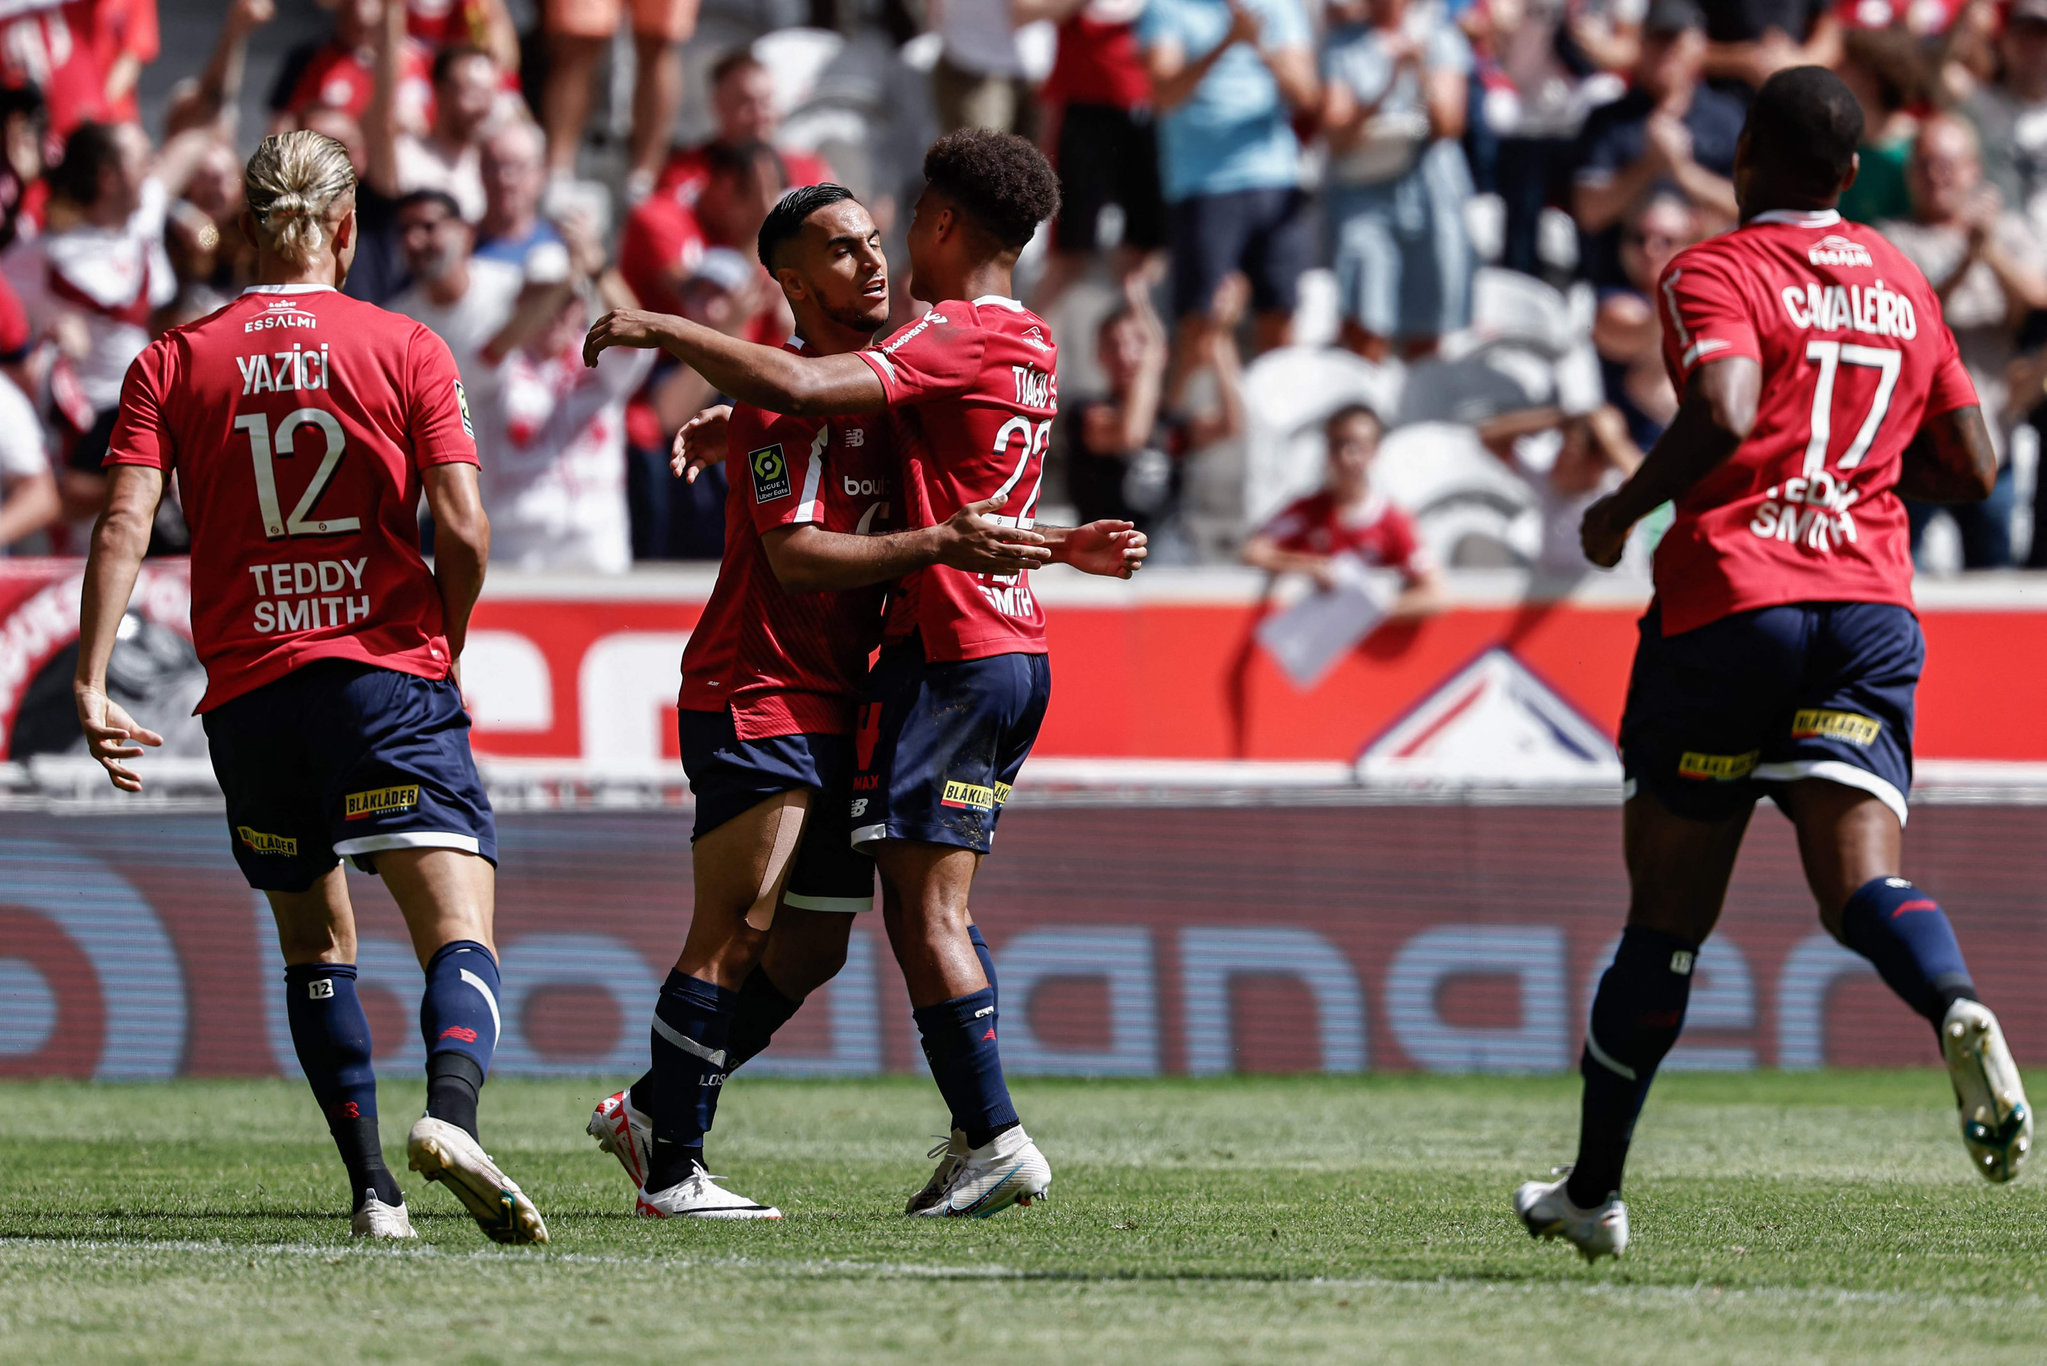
[913,986,1019,1150]
[645,971,738,1192]
[724,966,804,1072]
[419,941,500,1138]
[1567,927,1696,1209]
[1839,877,1977,1025]
[283,962,400,1209]
[967,923,997,1008]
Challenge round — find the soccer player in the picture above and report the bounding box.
[73,130,546,1244]
[1514,67,2031,1262]
[586,129,1145,1217]
[585,181,1055,1218]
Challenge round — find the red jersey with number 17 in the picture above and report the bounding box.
[105,284,478,712]
[856,296,1058,660]
[1652,210,1978,636]
[677,350,895,739]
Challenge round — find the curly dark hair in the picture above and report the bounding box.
[921,128,1060,252]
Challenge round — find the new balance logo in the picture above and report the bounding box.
[981,1027,997,1042]
[307,980,335,999]
[439,1025,479,1043]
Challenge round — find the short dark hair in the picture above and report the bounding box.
[394,187,464,221]
[705,138,787,188]
[50,121,122,208]
[1743,66,1864,196]
[921,128,1060,252]
[431,43,494,87]
[757,182,859,269]
[710,49,765,88]
[1841,27,1922,116]
[1326,402,1385,436]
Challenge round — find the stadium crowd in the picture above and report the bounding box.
[0,0,2045,574]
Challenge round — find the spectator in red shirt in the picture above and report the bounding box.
[1023,0,1167,312]
[0,0,115,142]
[269,0,432,138]
[621,139,786,330]
[653,51,834,209]
[1242,403,1445,617]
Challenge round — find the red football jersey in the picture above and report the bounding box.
[678,359,895,739]
[1653,210,1978,636]
[1043,10,1151,109]
[857,297,1057,660]
[105,284,477,711]
[1260,489,1430,577]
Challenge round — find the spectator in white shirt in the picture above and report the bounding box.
[371,0,501,221]
[0,371,54,554]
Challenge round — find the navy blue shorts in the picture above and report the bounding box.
[202,660,497,893]
[676,707,873,912]
[1166,186,1313,320]
[1619,601,1921,826]
[850,641,1051,854]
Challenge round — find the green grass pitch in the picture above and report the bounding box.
[3,1071,2045,1363]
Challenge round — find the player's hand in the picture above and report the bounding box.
[1579,494,1633,570]
[1063,519,1149,579]
[583,309,670,366]
[935,491,1052,574]
[74,685,163,793]
[671,405,732,482]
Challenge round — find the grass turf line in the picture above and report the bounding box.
[2,1072,2044,1363]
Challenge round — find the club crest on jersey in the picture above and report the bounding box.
[455,380,473,438]
[1808,234,1874,268]
[1022,325,1049,351]
[344,785,420,820]
[749,444,792,502]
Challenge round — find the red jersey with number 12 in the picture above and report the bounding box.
[105,284,477,711]
[857,296,1057,660]
[678,352,895,739]
[1652,210,1977,636]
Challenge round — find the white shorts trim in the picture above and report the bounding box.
[782,891,874,914]
[850,821,889,848]
[332,831,484,857]
[1752,760,1908,827]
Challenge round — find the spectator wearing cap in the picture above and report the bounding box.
[1701,0,1842,98]
[1962,0,2047,232]
[1880,114,2047,568]
[1321,0,1478,360]
[1835,25,1922,225]
[651,51,835,210]
[1571,0,1740,288]
[1242,403,1445,616]
[1026,0,1168,312]
[537,0,694,198]
[1140,0,1319,409]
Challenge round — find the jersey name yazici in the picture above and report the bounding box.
[856,296,1057,661]
[105,284,477,710]
[678,358,894,739]
[1652,211,1977,636]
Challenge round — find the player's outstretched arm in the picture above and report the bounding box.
[1035,521,1149,579]
[74,465,166,792]
[1581,355,1760,568]
[583,309,887,418]
[761,491,1051,593]
[1897,405,1997,505]
[423,462,490,661]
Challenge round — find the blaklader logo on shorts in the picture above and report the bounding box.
[940,780,1013,809]
[1790,709,1881,745]
[237,826,298,856]
[345,785,420,820]
[1677,750,1759,781]
[749,444,792,502]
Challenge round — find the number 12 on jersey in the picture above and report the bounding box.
[234,407,360,538]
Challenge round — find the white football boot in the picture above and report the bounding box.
[407,1116,550,1244]
[904,1131,967,1215]
[1514,1173,1629,1262]
[1942,999,2033,1183]
[350,1193,416,1239]
[588,1088,653,1192]
[634,1163,782,1220]
[910,1126,1051,1218]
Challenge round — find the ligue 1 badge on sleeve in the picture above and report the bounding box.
[749,444,792,502]
[455,380,473,438]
